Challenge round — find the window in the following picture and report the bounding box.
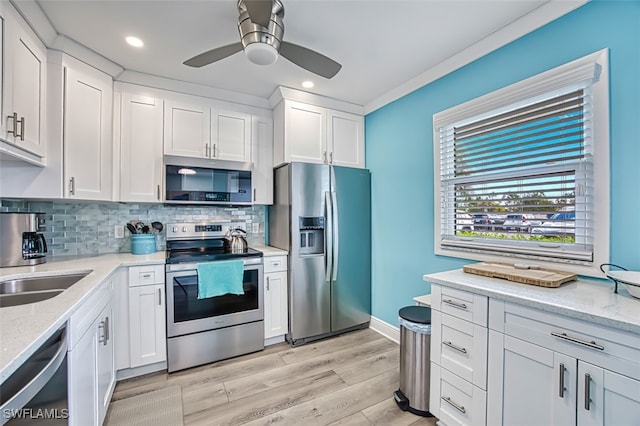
[434,50,609,275]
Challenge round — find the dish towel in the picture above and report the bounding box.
[196,260,245,299]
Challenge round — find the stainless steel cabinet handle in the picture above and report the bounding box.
[7,112,18,136]
[584,373,591,410]
[213,144,216,157]
[69,177,76,196]
[442,299,468,310]
[329,151,333,164]
[443,341,467,354]
[441,396,466,414]
[158,288,162,306]
[18,116,25,140]
[559,363,566,398]
[323,151,328,164]
[142,273,152,278]
[273,262,280,267]
[98,320,107,345]
[551,332,604,351]
[205,143,210,158]
[266,276,270,291]
[157,184,161,200]
[105,317,110,343]
[253,188,256,202]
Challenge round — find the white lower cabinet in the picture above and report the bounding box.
[263,255,288,341]
[68,278,115,426]
[127,265,166,369]
[430,283,640,426]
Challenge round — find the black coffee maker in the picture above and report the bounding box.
[0,213,48,267]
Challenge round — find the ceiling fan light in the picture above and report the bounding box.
[244,43,278,65]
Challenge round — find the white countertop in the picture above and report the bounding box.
[423,269,640,335]
[0,245,286,382]
[0,252,165,382]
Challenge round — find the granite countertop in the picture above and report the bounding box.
[423,269,640,334]
[0,252,165,382]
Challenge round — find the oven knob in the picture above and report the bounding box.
[172,226,177,233]
[182,226,188,232]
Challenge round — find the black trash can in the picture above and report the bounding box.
[393,305,433,417]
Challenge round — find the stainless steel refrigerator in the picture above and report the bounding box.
[269,162,371,345]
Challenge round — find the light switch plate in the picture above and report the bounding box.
[252,223,260,233]
[114,225,124,239]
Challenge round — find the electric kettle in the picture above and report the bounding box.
[227,227,248,253]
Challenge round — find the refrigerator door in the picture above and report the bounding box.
[330,166,371,332]
[289,163,332,342]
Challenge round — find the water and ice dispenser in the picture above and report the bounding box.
[299,217,324,255]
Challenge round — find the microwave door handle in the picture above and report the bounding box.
[331,191,339,281]
[325,191,333,283]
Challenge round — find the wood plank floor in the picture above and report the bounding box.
[110,328,438,425]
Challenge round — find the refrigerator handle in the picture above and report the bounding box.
[331,191,339,281]
[325,191,333,282]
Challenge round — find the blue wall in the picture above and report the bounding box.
[365,1,640,326]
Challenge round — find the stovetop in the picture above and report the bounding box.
[165,246,263,265]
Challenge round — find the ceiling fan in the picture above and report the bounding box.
[183,0,342,79]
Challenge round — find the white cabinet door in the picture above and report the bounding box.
[68,325,98,426]
[212,110,251,162]
[490,333,576,426]
[164,100,209,158]
[285,101,326,164]
[251,115,273,205]
[129,284,167,367]
[96,302,115,426]
[327,110,364,168]
[64,65,112,200]
[119,93,164,202]
[264,270,288,339]
[578,361,640,426]
[0,3,46,158]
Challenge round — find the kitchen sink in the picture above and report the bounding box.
[0,272,90,308]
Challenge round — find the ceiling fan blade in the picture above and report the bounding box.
[244,0,273,27]
[183,42,244,68]
[279,42,342,79]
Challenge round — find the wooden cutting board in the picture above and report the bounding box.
[463,262,577,287]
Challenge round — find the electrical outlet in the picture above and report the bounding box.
[252,223,260,233]
[114,225,125,239]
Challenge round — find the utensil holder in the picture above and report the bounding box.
[131,234,156,255]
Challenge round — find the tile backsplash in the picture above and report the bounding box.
[0,199,266,257]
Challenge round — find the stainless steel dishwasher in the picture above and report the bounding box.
[0,325,68,425]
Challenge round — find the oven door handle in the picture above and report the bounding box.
[0,327,67,417]
[166,259,263,272]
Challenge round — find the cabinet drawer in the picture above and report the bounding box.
[491,300,640,381]
[430,364,486,426]
[264,255,287,273]
[432,284,488,326]
[432,311,487,389]
[129,264,164,287]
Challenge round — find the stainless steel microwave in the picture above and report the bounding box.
[164,158,252,205]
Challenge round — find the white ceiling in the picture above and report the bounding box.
[33,0,563,108]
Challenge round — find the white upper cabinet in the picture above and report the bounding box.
[164,96,251,162]
[213,110,251,162]
[327,109,364,168]
[164,99,210,158]
[63,58,113,200]
[273,99,365,169]
[0,2,47,161]
[251,115,274,205]
[119,93,164,202]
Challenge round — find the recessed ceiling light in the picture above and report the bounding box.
[125,36,144,48]
[302,81,314,89]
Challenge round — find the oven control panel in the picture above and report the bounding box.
[166,222,246,240]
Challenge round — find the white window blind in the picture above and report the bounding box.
[434,52,608,266]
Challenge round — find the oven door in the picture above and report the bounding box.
[165,258,263,338]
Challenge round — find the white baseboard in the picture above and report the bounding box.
[369,316,400,344]
[265,335,285,346]
[116,361,167,381]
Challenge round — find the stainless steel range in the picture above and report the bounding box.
[165,222,264,372]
